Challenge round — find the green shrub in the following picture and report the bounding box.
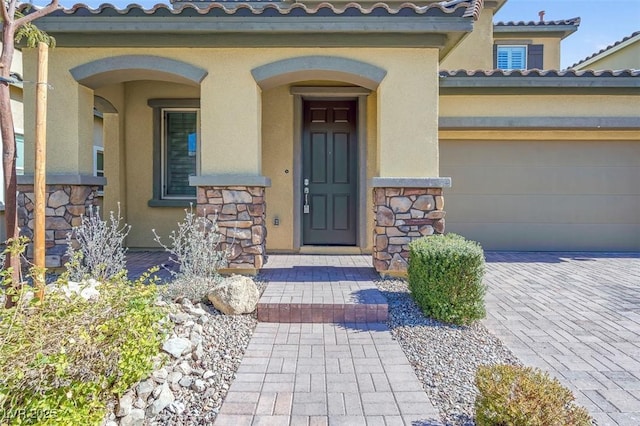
[0,274,169,425]
[407,233,485,325]
[475,364,592,426]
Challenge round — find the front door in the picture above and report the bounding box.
[302,100,358,245]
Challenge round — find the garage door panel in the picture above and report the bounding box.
[441,139,640,250]
[444,166,640,195]
[445,223,640,252]
[445,194,640,224]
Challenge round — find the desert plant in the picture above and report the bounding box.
[0,271,168,425]
[475,364,592,426]
[408,233,486,325]
[64,205,131,282]
[153,206,228,301]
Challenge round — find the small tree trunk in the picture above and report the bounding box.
[1,22,22,308]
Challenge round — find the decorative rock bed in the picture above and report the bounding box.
[103,296,260,426]
[376,278,521,425]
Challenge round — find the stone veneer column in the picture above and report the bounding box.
[192,176,271,273]
[371,177,452,275]
[17,182,100,268]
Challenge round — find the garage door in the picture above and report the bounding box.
[440,139,640,251]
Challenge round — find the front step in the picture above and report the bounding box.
[257,301,388,323]
[256,256,389,323]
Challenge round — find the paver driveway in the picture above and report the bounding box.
[483,252,640,426]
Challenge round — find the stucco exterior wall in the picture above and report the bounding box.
[440,133,640,251]
[123,81,200,247]
[441,7,494,70]
[22,47,438,248]
[440,94,639,117]
[261,85,378,252]
[575,39,640,70]
[94,84,126,222]
[23,49,95,175]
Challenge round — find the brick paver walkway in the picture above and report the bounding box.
[483,252,640,426]
[215,255,440,426]
[215,322,441,426]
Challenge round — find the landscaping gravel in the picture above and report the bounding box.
[376,278,520,426]
[103,279,266,426]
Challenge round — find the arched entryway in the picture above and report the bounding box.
[251,56,386,253]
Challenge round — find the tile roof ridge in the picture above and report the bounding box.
[570,30,640,68]
[439,69,640,77]
[494,17,580,26]
[27,1,482,15]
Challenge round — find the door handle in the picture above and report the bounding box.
[303,186,310,214]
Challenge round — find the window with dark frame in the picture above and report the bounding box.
[94,146,104,195]
[494,44,544,70]
[148,99,201,205]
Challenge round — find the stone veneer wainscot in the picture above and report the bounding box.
[196,185,267,271]
[371,177,451,274]
[17,184,100,268]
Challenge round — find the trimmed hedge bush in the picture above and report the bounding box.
[475,364,592,426]
[407,233,485,325]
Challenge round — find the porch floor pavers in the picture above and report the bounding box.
[483,252,640,425]
[257,255,388,323]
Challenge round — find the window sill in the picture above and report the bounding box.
[148,199,195,208]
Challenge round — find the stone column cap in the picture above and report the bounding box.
[370,177,452,188]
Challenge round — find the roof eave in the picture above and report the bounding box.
[29,15,474,50]
[439,75,640,89]
[493,24,579,40]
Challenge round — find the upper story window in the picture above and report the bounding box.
[494,44,544,70]
[496,46,527,70]
[148,99,200,206]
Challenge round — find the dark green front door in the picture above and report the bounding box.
[302,100,358,245]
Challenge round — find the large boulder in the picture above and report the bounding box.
[207,275,259,314]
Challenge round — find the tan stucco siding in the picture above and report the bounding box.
[21,46,439,248]
[23,47,439,176]
[122,81,200,248]
[440,94,640,117]
[94,84,127,223]
[261,85,378,252]
[576,39,640,70]
[441,8,494,70]
[440,136,640,251]
[378,48,439,177]
[262,86,294,250]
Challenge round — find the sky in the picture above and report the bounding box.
[29,0,640,70]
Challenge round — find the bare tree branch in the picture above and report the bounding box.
[15,1,59,28]
[0,0,12,27]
